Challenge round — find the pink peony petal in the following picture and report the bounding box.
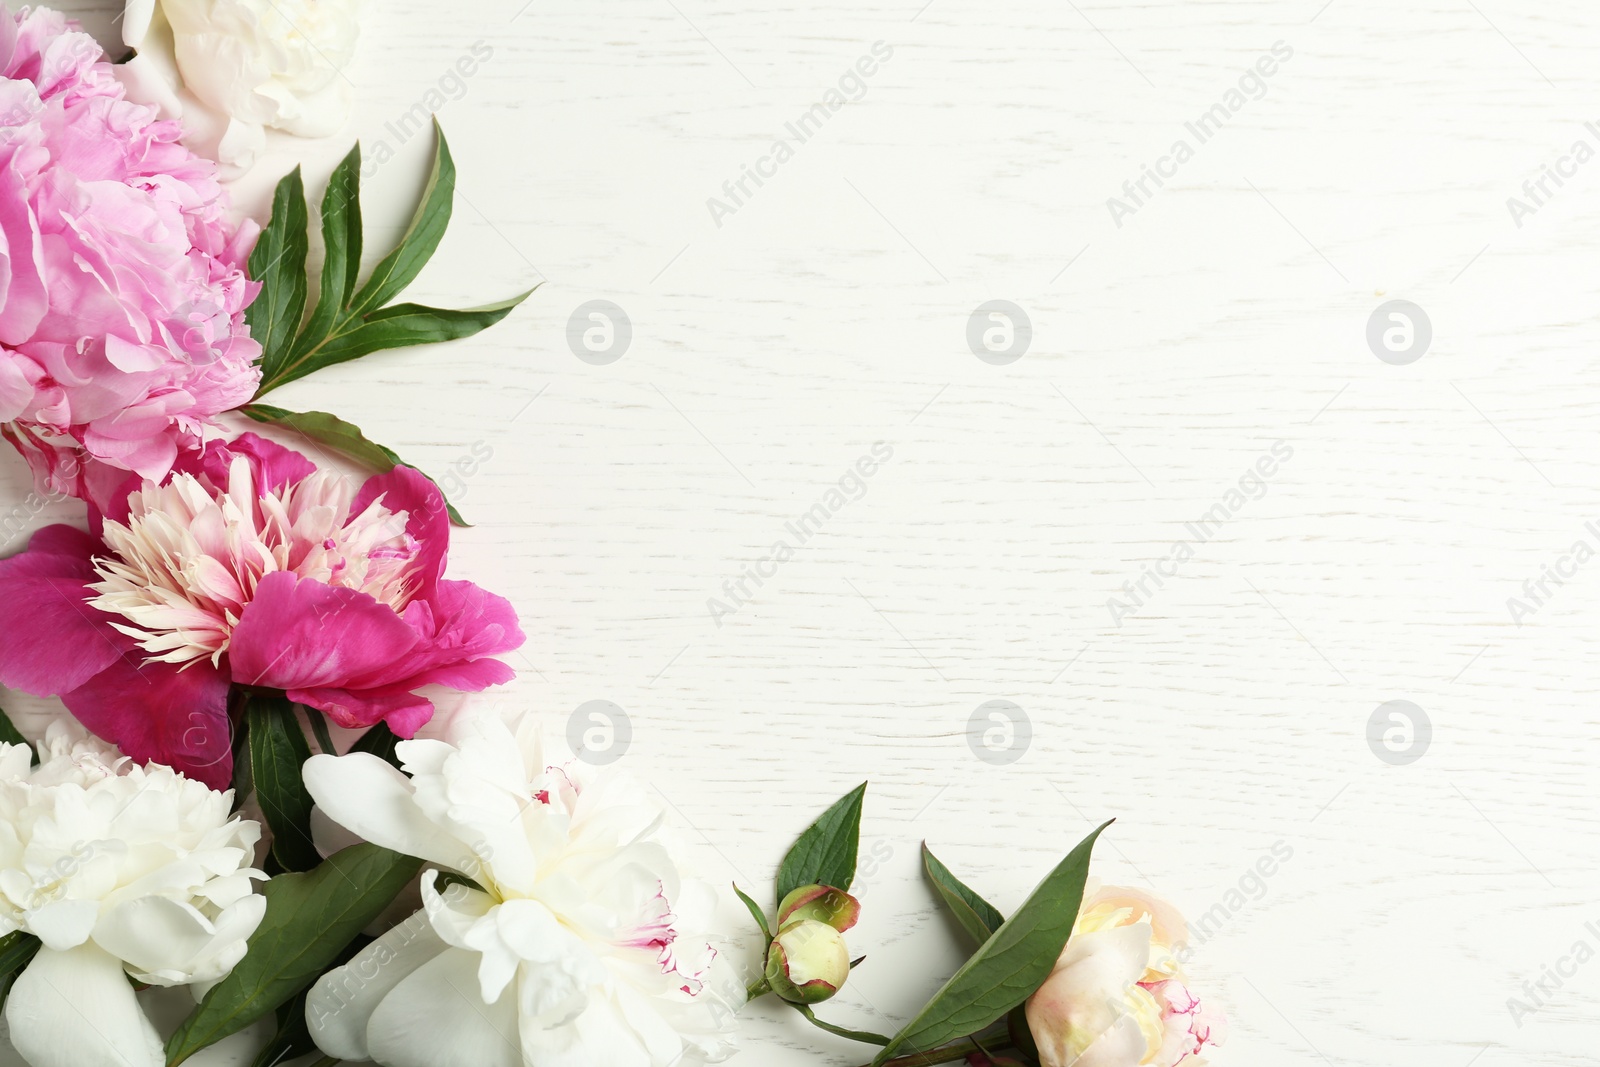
[289,684,435,736]
[185,432,316,495]
[61,655,233,788]
[0,573,128,695]
[352,465,449,597]
[0,523,98,580]
[227,572,421,691]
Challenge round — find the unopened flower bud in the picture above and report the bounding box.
[765,919,851,1004]
[777,883,861,932]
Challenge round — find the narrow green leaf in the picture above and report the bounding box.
[923,844,1005,947]
[0,931,39,979]
[294,143,364,356]
[347,118,455,316]
[296,292,531,377]
[246,168,309,385]
[240,404,471,527]
[165,844,422,1065]
[245,692,319,873]
[349,720,402,769]
[776,782,867,902]
[304,708,336,756]
[870,821,1111,1066]
[792,1003,892,1046]
[733,883,771,941]
[0,704,28,751]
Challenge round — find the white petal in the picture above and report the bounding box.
[306,912,449,1062]
[5,944,162,1067]
[25,899,98,951]
[365,946,522,1067]
[93,894,264,985]
[303,753,475,872]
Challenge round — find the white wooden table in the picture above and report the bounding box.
[6,1,1600,1064]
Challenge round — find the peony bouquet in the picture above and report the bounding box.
[0,5,1230,1066]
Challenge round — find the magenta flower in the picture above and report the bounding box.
[0,434,524,788]
[0,6,261,499]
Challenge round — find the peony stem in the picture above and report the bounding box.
[746,977,771,1000]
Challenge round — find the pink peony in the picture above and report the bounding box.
[0,5,261,499]
[0,433,524,788]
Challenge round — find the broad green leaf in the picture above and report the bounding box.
[733,883,771,941]
[923,844,1004,947]
[776,782,866,902]
[295,142,364,352]
[349,720,402,768]
[240,404,470,527]
[246,692,318,873]
[0,704,28,750]
[247,168,309,384]
[165,844,422,1065]
[296,293,530,376]
[870,821,1111,1066]
[347,118,455,316]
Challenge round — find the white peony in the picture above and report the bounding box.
[117,0,363,173]
[302,708,741,1067]
[0,722,265,1067]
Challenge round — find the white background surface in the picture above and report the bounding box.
[6,2,1600,1065]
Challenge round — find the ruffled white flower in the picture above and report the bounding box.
[302,708,741,1067]
[117,0,363,173]
[0,722,265,1067]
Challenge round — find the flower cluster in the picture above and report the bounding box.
[0,5,261,499]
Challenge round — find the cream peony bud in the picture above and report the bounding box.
[777,884,861,932]
[765,919,852,1004]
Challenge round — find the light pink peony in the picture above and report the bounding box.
[0,434,524,789]
[1026,883,1226,1067]
[0,5,260,499]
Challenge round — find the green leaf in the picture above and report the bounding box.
[870,821,1111,1066]
[349,720,402,768]
[0,704,28,751]
[923,844,1005,947]
[248,122,534,398]
[295,293,530,375]
[240,403,471,526]
[247,168,310,385]
[776,782,866,902]
[295,142,364,353]
[245,692,319,873]
[733,883,771,941]
[247,988,313,1067]
[348,118,455,316]
[0,931,39,979]
[792,1003,892,1046]
[165,844,422,1066]
[304,708,336,756]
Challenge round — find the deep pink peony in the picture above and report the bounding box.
[0,6,261,499]
[0,434,524,788]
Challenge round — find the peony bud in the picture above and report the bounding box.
[765,919,851,1003]
[777,884,861,932]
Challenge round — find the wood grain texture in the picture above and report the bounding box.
[5,1,1600,1064]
